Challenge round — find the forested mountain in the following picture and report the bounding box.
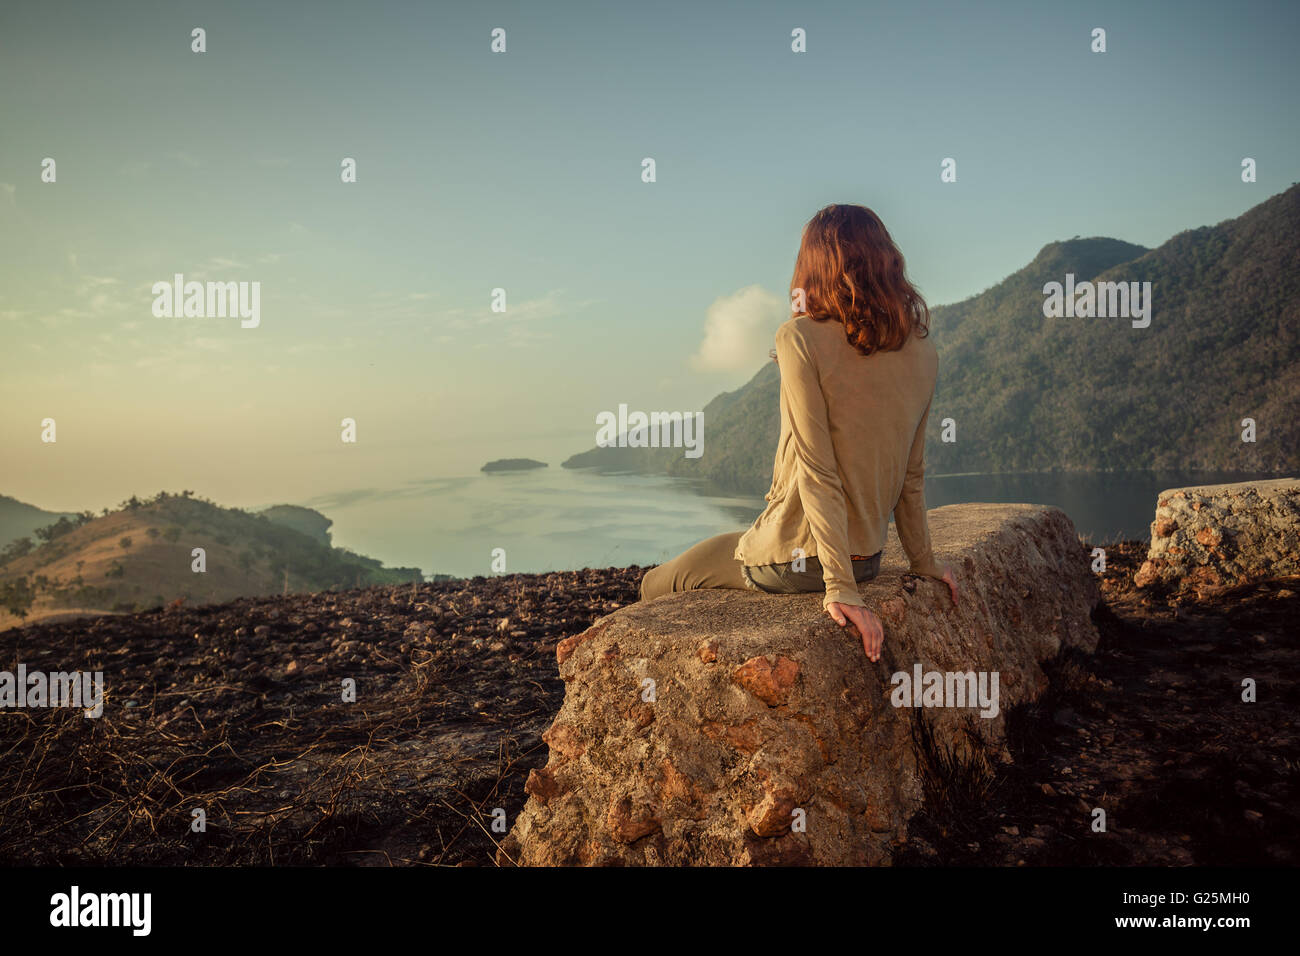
[565,185,1300,492]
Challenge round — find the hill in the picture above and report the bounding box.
[482,458,548,472]
[0,495,78,552]
[257,504,334,548]
[563,185,1300,491]
[0,491,422,630]
[562,361,782,491]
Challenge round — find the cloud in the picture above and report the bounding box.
[472,289,593,324]
[690,285,787,372]
[0,183,14,204]
[193,256,248,275]
[79,275,120,289]
[47,275,129,322]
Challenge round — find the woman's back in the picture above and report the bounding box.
[735,315,940,607]
[793,314,937,516]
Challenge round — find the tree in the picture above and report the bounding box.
[0,537,34,565]
[0,576,35,618]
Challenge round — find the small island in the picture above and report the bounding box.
[481,458,548,473]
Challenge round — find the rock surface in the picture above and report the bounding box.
[499,503,1100,866]
[1134,478,1300,597]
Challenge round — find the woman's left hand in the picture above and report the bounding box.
[826,602,885,662]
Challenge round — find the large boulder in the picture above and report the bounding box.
[498,503,1100,867]
[1134,478,1300,596]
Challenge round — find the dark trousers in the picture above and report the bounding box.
[639,530,881,602]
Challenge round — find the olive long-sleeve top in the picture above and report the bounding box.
[734,315,943,610]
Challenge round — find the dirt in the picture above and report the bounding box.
[0,569,640,866]
[2,542,1295,866]
[896,541,1300,866]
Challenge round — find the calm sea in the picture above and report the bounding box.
[303,468,1284,580]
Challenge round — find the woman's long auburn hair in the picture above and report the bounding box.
[789,204,930,356]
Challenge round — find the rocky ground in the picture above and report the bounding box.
[0,570,640,866]
[897,541,1300,866]
[1,543,1296,866]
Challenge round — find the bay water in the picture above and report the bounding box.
[302,468,1283,580]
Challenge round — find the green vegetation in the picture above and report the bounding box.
[258,504,333,548]
[0,536,35,564]
[0,495,80,554]
[921,188,1299,474]
[0,576,35,619]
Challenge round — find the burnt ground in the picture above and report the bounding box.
[0,570,640,866]
[1,543,1296,867]
[897,541,1300,866]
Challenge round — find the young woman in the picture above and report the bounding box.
[639,204,958,662]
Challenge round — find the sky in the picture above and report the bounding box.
[2,0,1298,514]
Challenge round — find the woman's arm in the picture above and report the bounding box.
[894,401,945,580]
[774,323,862,610]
